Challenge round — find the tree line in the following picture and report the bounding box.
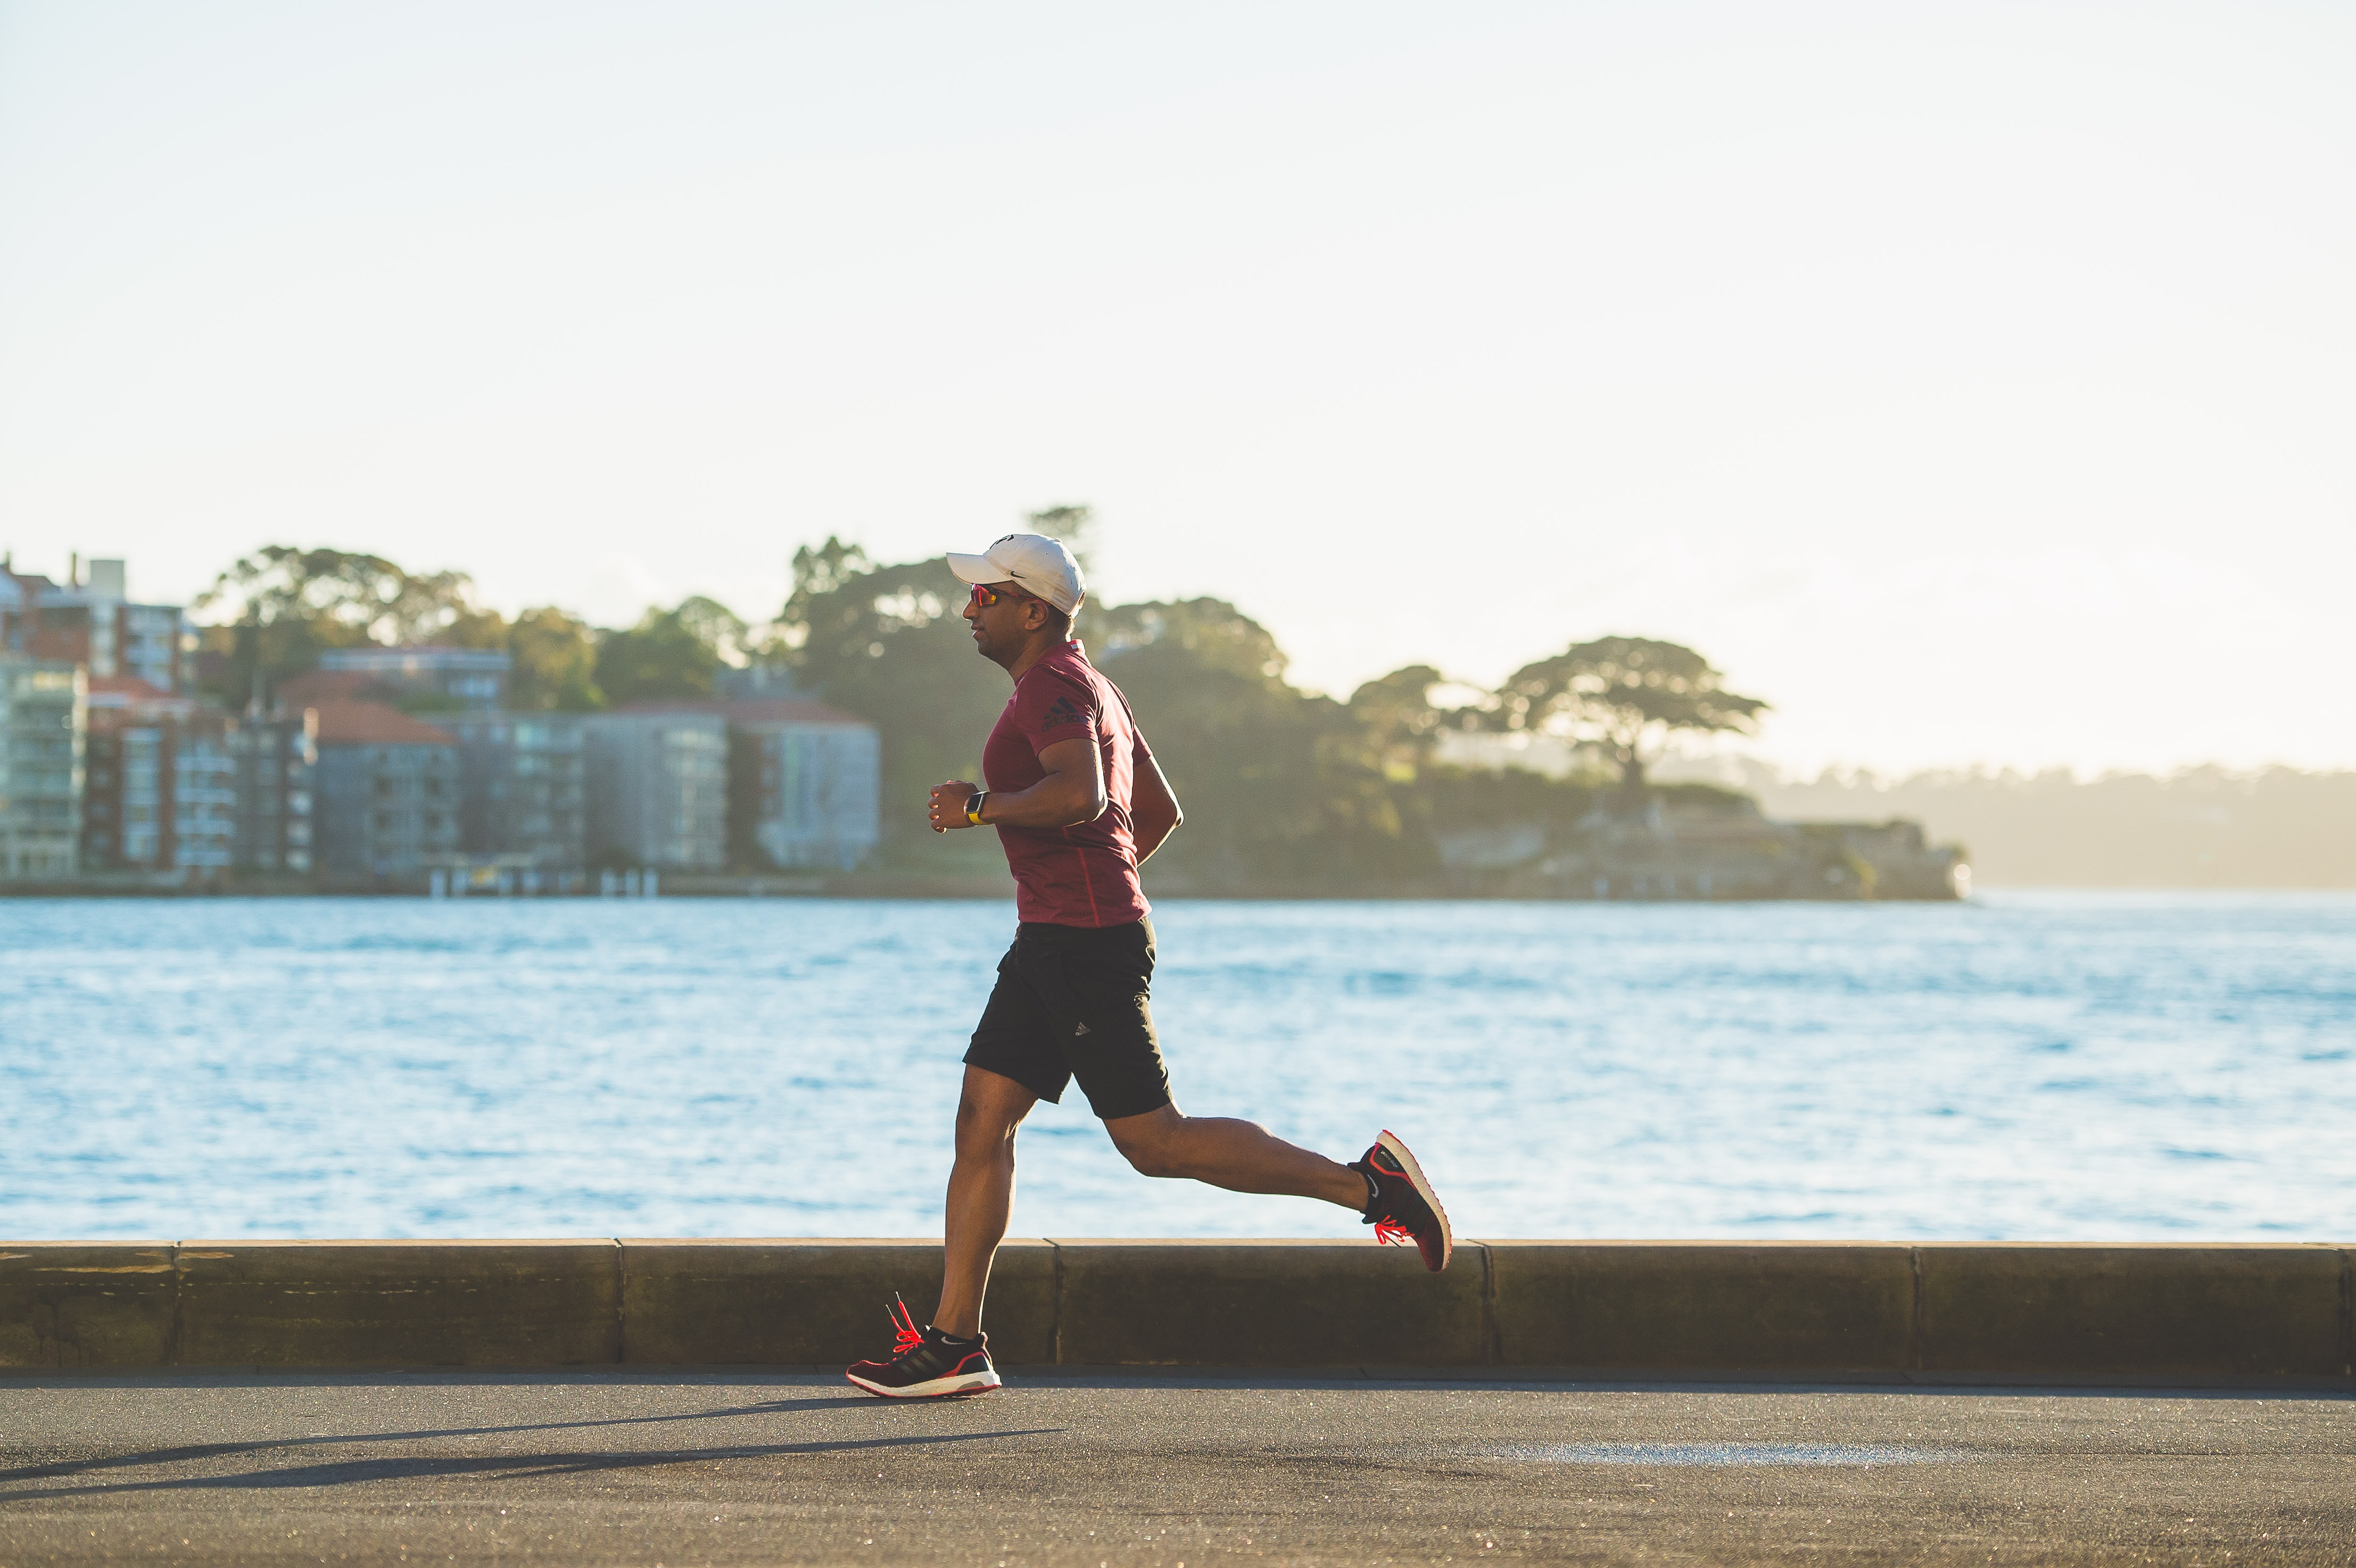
[197,513,1767,885]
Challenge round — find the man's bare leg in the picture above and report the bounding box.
[1104,1104,1370,1209]
[933,1065,1038,1340]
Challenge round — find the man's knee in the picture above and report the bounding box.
[954,1094,1023,1163]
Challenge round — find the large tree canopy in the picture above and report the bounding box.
[775,549,1011,863]
[1347,665,1492,782]
[1495,635,1767,792]
[593,597,746,707]
[195,546,488,703]
[200,546,479,645]
[506,607,605,711]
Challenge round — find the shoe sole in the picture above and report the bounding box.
[846,1368,1003,1399]
[1376,1128,1453,1271]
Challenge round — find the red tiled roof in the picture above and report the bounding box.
[85,675,201,729]
[86,674,175,703]
[305,699,457,747]
[276,669,385,706]
[724,699,869,727]
[610,698,869,727]
[611,699,727,715]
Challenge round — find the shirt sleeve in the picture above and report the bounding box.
[1020,671,1100,752]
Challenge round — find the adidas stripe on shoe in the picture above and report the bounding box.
[845,1293,1002,1398]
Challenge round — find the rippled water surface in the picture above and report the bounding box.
[3,893,2351,1240]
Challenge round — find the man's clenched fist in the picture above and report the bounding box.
[929,779,980,833]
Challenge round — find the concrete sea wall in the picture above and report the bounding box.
[4,1240,2350,1383]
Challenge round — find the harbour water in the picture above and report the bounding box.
[2,893,2350,1242]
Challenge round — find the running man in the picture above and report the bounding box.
[846,532,1450,1399]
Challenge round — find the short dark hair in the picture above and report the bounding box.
[1006,584,1069,638]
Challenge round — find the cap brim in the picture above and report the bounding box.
[944,551,1005,585]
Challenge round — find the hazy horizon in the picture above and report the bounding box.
[4,3,2349,777]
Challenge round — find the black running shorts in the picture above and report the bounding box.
[964,917,1173,1121]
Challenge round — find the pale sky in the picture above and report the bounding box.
[2,2,2349,775]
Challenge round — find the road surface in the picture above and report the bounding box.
[2,1370,2350,1563]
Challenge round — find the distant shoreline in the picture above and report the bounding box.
[3,878,2346,900]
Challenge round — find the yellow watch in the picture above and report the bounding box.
[965,791,988,826]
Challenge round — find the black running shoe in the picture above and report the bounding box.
[1350,1129,1453,1272]
[845,1293,1002,1399]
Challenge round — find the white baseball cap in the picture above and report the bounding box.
[945,532,1086,615]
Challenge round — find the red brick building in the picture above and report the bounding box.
[80,676,235,874]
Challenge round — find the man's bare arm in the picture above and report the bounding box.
[1131,751,1182,865]
[928,737,1106,833]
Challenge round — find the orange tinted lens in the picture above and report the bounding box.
[969,583,998,608]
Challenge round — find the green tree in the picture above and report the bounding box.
[507,607,605,711]
[781,553,1010,862]
[1348,665,1488,782]
[1094,596,1290,682]
[194,545,485,703]
[1494,636,1767,795]
[1092,599,1429,887]
[672,595,751,667]
[779,537,873,634]
[593,597,745,706]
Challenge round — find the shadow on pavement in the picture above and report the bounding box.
[0,1388,1058,1503]
[0,1427,1062,1502]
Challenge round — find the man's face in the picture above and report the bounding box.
[963,579,1041,662]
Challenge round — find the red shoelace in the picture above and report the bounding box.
[1372,1217,1414,1246]
[887,1293,925,1356]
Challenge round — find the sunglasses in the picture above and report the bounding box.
[967,580,1038,610]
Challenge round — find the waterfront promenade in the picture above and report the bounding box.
[3,1371,2350,1564]
[7,1239,2351,1559]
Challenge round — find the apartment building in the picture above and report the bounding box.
[0,654,86,879]
[81,676,234,875]
[1,555,195,693]
[725,698,880,871]
[582,708,728,872]
[231,710,319,877]
[311,700,462,881]
[442,712,588,873]
[302,646,510,711]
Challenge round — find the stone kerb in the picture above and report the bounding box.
[1050,1240,1489,1366]
[1914,1243,2349,1379]
[0,1242,177,1370]
[175,1241,624,1367]
[2,1240,2351,1379]
[619,1239,1056,1366]
[1487,1241,1917,1372]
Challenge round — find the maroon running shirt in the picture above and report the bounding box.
[981,640,1153,928]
